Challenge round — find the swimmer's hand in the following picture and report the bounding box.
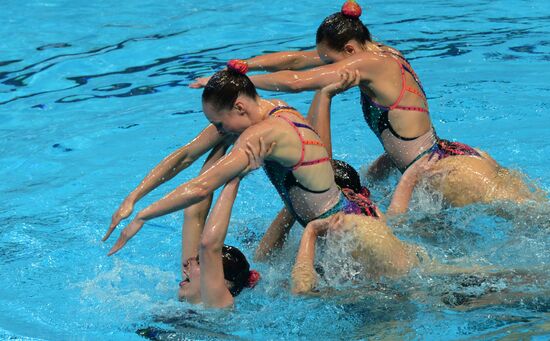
[103,197,135,242]
[327,212,348,232]
[320,69,360,98]
[106,216,145,256]
[305,213,344,236]
[241,137,276,177]
[189,76,211,89]
[402,154,442,182]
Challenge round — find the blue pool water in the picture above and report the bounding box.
[1,0,549,339]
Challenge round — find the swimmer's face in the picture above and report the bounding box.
[316,40,363,64]
[179,255,202,303]
[203,99,252,135]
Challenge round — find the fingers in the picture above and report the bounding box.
[258,137,276,158]
[328,212,344,228]
[106,219,144,256]
[246,141,260,168]
[343,69,360,87]
[353,70,361,86]
[107,235,128,256]
[421,153,440,170]
[188,77,208,89]
[188,80,202,89]
[336,212,345,229]
[333,68,360,93]
[266,141,276,155]
[107,227,133,256]
[243,137,275,173]
[259,136,266,157]
[335,213,344,228]
[102,214,121,241]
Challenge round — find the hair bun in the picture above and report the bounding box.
[247,270,261,288]
[341,0,362,18]
[227,59,249,75]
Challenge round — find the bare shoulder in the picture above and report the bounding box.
[234,119,278,147]
[373,42,404,57]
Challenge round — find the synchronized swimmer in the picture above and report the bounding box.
[104,0,546,308]
[192,0,544,208]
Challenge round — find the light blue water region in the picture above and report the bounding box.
[0,0,549,340]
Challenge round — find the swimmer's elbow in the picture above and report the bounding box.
[178,154,194,170]
[188,181,211,203]
[275,71,307,92]
[286,77,309,93]
[200,232,223,252]
[170,146,194,172]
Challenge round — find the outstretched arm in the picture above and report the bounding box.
[246,50,324,72]
[107,147,248,255]
[248,53,379,92]
[189,50,324,88]
[105,125,276,255]
[306,69,361,158]
[182,136,272,279]
[199,178,241,308]
[104,124,225,241]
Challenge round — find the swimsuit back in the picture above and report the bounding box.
[263,106,340,226]
[360,51,438,171]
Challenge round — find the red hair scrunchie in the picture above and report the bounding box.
[341,0,362,18]
[247,270,261,288]
[227,59,249,75]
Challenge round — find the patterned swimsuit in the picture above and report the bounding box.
[263,106,378,226]
[361,50,480,172]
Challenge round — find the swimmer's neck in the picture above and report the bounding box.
[363,41,383,53]
[258,98,279,121]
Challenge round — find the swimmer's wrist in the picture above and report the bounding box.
[127,192,138,204]
[319,88,335,98]
[399,173,417,186]
[304,224,319,237]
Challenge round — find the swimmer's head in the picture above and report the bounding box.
[221,245,260,296]
[202,60,260,135]
[179,245,260,302]
[316,1,371,63]
[332,159,362,193]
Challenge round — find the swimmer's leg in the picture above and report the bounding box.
[365,153,397,183]
[430,152,547,206]
[254,207,296,262]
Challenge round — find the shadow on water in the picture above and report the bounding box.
[135,269,550,340]
[0,32,305,106]
[1,11,547,107]
[136,309,240,341]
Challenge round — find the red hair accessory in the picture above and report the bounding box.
[227,59,249,75]
[247,270,261,288]
[341,0,362,18]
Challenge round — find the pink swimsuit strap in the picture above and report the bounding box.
[271,109,330,171]
[369,57,429,114]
